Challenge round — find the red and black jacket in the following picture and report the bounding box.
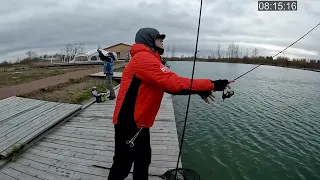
[112,43,215,128]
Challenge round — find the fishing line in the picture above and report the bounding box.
[173,0,203,179]
[234,22,320,80]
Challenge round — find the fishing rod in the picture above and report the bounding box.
[234,22,320,81]
[221,22,320,100]
[173,0,319,177]
[173,0,203,179]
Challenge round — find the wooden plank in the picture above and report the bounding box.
[0,171,17,180]
[0,100,47,124]
[25,147,178,174]
[0,166,41,180]
[42,135,179,152]
[81,107,175,113]
[6,162,71,180]
[61,123,178,132]
[49,128,179,142]
[56,126,179,139]
[0,91,181,178]
[26,148,111,169]
[78,113,175,120]
[33,141,179,159]
[45,130,179,144]
[20,153,109,178]
[80,107,175,113]
[0,103,81,157]
[55,126,179,138]
[0,103,68,143]
[0,102,65,140]
[0,97,31,113]
[0,96,17,107]
[49,127,179,143]
[0,102,59,136]
[84,105,174,110]
[0,97,42,114]
[36,138,179,163]
[0,103,67,151]
[67,117,177,125]
[16,158,106,180]
[67,117,178,128]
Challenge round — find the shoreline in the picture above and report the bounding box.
[169,59,320,73]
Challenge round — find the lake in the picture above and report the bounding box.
[168,61,320,180]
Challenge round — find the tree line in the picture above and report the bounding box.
[164,43,320,71]
[1,42,319,72]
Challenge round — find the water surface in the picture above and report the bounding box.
[169,61,320,180]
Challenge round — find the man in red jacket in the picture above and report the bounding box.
[108,27,235,180]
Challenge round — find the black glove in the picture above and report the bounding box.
[198,90,212,99]
[211,79,229,91]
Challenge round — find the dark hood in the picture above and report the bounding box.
[134,27,165,54]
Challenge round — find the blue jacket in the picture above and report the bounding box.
[98,50,114,75]
[103,56,114,75]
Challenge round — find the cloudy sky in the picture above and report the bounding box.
[0,0,319,62]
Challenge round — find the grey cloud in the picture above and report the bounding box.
[0,0,319,62]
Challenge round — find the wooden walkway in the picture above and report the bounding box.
[0,97,82,159]
[89,72,123,82]
[0,88,181,180]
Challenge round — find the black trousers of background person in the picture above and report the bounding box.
[107,115,152,180]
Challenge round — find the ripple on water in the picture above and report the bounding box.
[170,62,320,180]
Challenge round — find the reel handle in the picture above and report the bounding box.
[222,90,234,101]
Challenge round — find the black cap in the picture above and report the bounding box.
[135,27,165,48]
[157,34,166,40]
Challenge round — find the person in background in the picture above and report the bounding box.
[108,27,235,180]
[97,49,116,100]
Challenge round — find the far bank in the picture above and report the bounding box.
[167,57,320,73]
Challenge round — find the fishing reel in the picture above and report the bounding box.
[222,89,234,101]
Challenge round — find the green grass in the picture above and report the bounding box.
[19,64,126,104]
[115,66,125,72]
[71,80,118,104]
[0,65,88,88]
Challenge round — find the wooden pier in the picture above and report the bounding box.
[0,88,181,179]
[89,72,123,82]
[0,97,82,159]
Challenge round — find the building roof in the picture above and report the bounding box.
[103,43,132,50]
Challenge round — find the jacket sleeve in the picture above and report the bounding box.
[134,52,214,95]
[98,51,111,62]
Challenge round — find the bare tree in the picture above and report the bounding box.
[227,44,233,58]
[171,45,176,58]
[220,49,225,58]
[211,51,215,59]
[252,48,259,57]
[224,43,241,58]
[166,44,171,58]
[65,44,72,62]
[26,51,37,59]
[234,44,240,58]
[239,47,243,58]
[245,48,249,57]
[216,43,221,59]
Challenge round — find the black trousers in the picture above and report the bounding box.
[108,116,151,180]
